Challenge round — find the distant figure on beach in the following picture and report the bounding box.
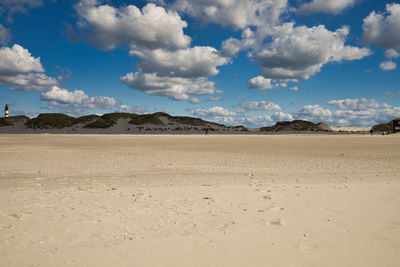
[205,128,209,135]
[370,129,373,135]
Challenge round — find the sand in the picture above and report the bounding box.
[330,126,371,132]
[0,134,399,266]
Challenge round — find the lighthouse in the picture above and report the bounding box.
[5,104,8,117]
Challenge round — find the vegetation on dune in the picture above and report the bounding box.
[260,120,330,132]
[101,113,133,123]
[231,125,249,131]
[129,114,164,125]
[0,118,13,127]
[372,118,400,132]
[84,120,114,129]
[316,122,331,131]
[170,116,208,126]
[25,113,75,129]
[73,115,99,125]
[84,113,133,129]
[11,111,400,134]
[0,116,30,127]
[84,113,167,128]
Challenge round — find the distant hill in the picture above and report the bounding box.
[3,112,381,135]
[372,118,400,132]
[260,120,331,132]
[0,115,29,127]
[0,112,247,134]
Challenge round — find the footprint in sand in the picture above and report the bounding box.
[8,213,32,220]
[297,233,319,250]
[8,213,22,219]
[269,219,283,226]
[270,206,285,211]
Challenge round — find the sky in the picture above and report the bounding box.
[0,0,400,127]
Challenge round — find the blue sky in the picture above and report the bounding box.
[0,0,399,127]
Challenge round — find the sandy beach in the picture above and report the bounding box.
[0,134,399,266]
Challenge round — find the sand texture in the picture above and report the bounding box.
[0,134,400,266]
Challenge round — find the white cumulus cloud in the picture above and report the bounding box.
[379,61,397,71]
[187,106,274,127]
[118,105,149,114]
[121,72,216,100]
[75,1,229,101]
[239,101,282,111]
[253,24,371,79]
[327,98,380,110]
[362,3,400,49]
[8,73,58,91]
[76,1,191,51]
[271,112,294,122]
[135,46,229,78]
[384,49,400,59]
[187,106,236,117]
[167,0,288,30]
[248,75,274,90]
[297,0,357,15]
[0,44,43,74]
[41,86,117,113]
[0,44,57,91]
[294,99,400,126]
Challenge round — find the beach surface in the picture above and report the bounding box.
[1,134,399,266]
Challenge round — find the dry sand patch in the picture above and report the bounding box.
[0,134,399,266]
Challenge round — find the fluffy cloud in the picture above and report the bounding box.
[7,73,58,91]
[294,99,400,126]
[121,72,216,100]
[297,0,357,15]
[75,1,229,101]
[187,99,400,127]
[253,24,371,79]
[248,76,274,90]
[379,61,397,71]
[290,86,299,91]
[327,98,379,110]
[123,45,228,100]
[135,46,229,78]
[168,0,288,30]
[189,97,201,104]
[187,106,273,127]
[41,86,117,113]
[384,49,400,59]
[187,106,236,118]
[239,101,281,111]
[118,105,149,114]
[0,44,57,91]
[207,95,222,102]
[218,2,368,82]
[362,3,400,49]
[221,28,257,57]
[271,112,293,121]
[0,44,43,74]
[293,105,333,123]
[76,1,190,51]
[232,115,273,127]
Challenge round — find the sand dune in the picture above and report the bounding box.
[0,134,399,266]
